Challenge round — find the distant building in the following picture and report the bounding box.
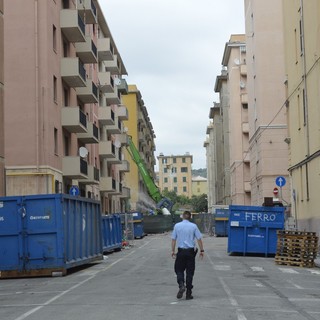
[283,0,319,232]
[0,0,3,196]
[122,85,156,212]
[192,176,207,196]
[158,153,193,198]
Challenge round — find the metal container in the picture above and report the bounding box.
[143,215,173,234]
[101,214,122,252]
[228,205,285,256]
[132,212,144,239]
[0,194,103,278]
[214,208,229,237]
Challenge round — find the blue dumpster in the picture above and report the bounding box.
[214,209,229,237]
[228,205,285,256]
[132,212,144,238]
[0,194,103,278]
[101,214,122,252]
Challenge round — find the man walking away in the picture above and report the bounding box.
[171,211,204,300]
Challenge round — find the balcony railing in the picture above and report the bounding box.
[111,143,116,155]
[78,14,85,36]
[94,167,100,181]
[112,179,116,190]
[79,109,87,128]
[92,82,98,99]
[93,123,99,140]
[92,41,97,58]
[80,158,88,175]
[79,60,87,82]
[91,0,97,16]
[111,110,115,121]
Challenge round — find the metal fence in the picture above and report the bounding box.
[192,213,214,236]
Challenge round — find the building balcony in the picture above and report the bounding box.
[119,186,130,199]
[75,36,98,64]
[97,38,114,61]
[117,79,128,94]
[117,105,128,120]
[98,106,115,126]
[244,181,251,193]
[61,58,86,88]
[242,122,249,134]
[60,10,85,43]
[62,156,88,179]
[240,64,247,76]
[106,117,122,134]
[61,107,87,133]
[105,55,121,74]
[77,122,99,144]
[105,87,121,105]
[243,152,250,163]
[98,71,114,93]
[100,177,117,193]
[115,133,129,146]
[106,146,122,164]
[139,131,145,143]
[76,79,99,103]
[241,93,248,104]
[99,141,116,159]
[77,0,97,24]
[118,160,130,172]
[78,165,99,185]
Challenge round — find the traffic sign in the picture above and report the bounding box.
[69,185,80,196]
[273,187,279,196]
[275,176,286,188]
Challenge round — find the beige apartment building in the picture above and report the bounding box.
[244,0,289,206]
[158,154,193,198]
[0,0,4,196]
[192,176,207,197]
[122,85,157,212]
[4,0,129,213]
[283,0,320,232]
[221,35,250,205]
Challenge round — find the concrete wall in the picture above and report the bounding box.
[283,0,320,233]
[0,0,4,196]
[245,0,290,206]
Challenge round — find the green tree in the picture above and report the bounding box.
[190,194,208,213]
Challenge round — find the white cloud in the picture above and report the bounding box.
[100,0,245,168]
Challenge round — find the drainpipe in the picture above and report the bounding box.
[300,0,310,157]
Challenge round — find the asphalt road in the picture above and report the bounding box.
[1,234,320,320]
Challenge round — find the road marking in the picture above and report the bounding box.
[255,281,265,287]
[309,269,320,275]
[251,266,264,272]
[287,280,303,289]
[278,268,299,274]
[13,247,139,320]
[214,265,231,271]
[137,240,153,249]
[170,302,178,305]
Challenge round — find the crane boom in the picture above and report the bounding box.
[126,136,173,213]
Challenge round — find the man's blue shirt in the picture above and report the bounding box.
[171,220,202,249]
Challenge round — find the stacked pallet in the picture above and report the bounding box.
[275,230,319,268]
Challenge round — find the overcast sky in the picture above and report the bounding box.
[100,0,245,169]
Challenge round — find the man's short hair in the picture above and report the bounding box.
[183,211,191,220]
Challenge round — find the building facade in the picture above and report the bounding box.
[0,0,4,196]
[192,176,207,197]
[122,85,156,212]
[158,153,193,198]
[245,0,289,206]
[283,0,320,232]
[4,0,129,213]
[221,35,250,205]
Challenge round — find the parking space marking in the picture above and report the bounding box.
[251,266,264,272]
[309,269,320,275]
[214,265,231,271]
[287,280,303,289]
[278,268,299,274]
[255,281,265,287]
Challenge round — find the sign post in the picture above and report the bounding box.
[69,185,80,197]
[275,176,286,202]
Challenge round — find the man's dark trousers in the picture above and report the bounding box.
[174,248,196,290]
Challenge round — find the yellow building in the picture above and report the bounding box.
[192,176,208,196]
[283,0,320,233]
[122,85,156,212]
[158,154,193,198]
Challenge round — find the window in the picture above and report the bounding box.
[197,188,200,193]
[62,0,69,9]
[53,25,57,52]
[162,158,167,164]
[164,168,168,173]
[182,157,186,163]
[173,158,176,163]
[54,128,58,154]
[55,180,60,193]
[183,177,187,183]
[183,186,187,192]
[172,167,177,173]
[302,89,306,125]
[164,177,168,183]
[64,135,69,156]
[173,177,177,183]
[64,87,69,106]
[197,182,200,186]
[174,187,178,193]
[299,19,303,55]
[53,76,57,103]
[242,103,248,109]
[63,41,68,57]
[181,167,188,173]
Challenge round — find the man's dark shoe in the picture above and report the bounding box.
[176,284,185,299]
[186,290,193,300]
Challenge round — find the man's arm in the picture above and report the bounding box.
[171,239,177,258]
[197,238,204,259]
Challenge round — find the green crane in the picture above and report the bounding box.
[126,136,173,213]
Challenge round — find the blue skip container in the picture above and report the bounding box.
[101,214,122,252]
[132,212,144,239]
[214,209,229,237]
[0,194,103,278]
[228,205,285,256]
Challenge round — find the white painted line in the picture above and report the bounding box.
[255,281,265,288]
[137,240,154,249]
[309,269,320,275]
[170,302,178,305]
[251,266,264,272]
[214,265,231,271]
[289,298,320,302]
[278,268,299,274]
[287,280,303,289]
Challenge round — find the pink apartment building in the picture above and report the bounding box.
[4,0,129,213]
